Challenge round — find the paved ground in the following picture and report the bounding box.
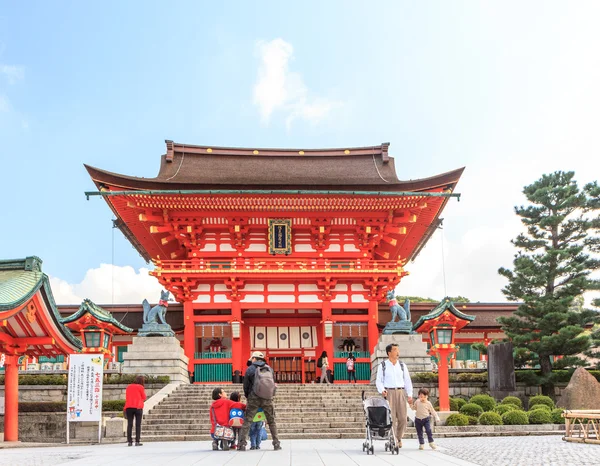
[0,436,598,466]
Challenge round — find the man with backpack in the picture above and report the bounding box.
[237,351,281,451]
[375,343,414,448]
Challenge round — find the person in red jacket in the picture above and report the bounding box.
[124,375,147,446]
[210,387,246,451]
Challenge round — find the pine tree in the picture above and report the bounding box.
[498,171,600,396]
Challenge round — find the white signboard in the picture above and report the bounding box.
[67,354,104,422]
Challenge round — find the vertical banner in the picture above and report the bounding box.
[67,354,104,422]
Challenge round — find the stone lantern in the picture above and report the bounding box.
[413,298,475,411]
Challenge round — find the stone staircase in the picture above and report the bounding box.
[142,384,385,441]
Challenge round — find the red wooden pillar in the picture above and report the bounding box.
[4,354,19,442]
[321,301,334,359]
[368,300,380,355]
[183,300,195,374]
[437,349,451,411]
[231,300,243,375]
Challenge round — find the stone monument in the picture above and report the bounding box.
[371,292,432,383]
[488,342,518,401]
[122,291,189,384]
[557,367,600,410]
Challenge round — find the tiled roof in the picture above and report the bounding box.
[61,299,134,333]
[0,257,44,311]
[0,256,82,350]
[85,141,464,192]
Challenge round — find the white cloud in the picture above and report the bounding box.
[253,38,341,128]
[0,95,9,112]
[49,264,165,305]
[1,65,24,84]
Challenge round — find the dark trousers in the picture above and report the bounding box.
[238,394,280,448]
[347,370,357,383]
[414,417,434,444]
[125,408,143,443]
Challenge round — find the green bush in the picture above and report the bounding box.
[17,401,126,412]
[502,410,529,425]
[459,403,484,417]
[466,415,479,425]
[529,404,551,412]
[469,394,496,412]
[551,408,565,424]
[413,372,438,383]
[104,374,170,385]
[529,395,555,410]
[454,398,467,410]
[445,413,469,426]
[528,409,552,424]
[0,374,169,386]
[103,400,125,411]
[478,412,503,425]
[494,404,518,415]
[450,372,488,383]
[20,402,67,412]
[501,396,523,409]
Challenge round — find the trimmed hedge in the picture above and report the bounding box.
[529,395,555,410]
[455,398,467,410]
[18,401,126,412]
[0,374,170,385]
[494,404,517,416]
[470,394,496,412]
[479,412,503,425]
[501,396,523,409]
[466,415,479,425]
[529,404,551,412]
[551,408,564,424]
[445,413,469,426]
[528,409,552,424]
[460,403,484,417]
[502,410,529,425]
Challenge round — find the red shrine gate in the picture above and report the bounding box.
[86,141,462,383]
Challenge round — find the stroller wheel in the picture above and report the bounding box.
[394,446,399,454]
[369,446,374,455]
[384,442,388,451]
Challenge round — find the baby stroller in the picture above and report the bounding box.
[361,391,399,455]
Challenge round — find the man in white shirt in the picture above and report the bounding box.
[375,343,413,447]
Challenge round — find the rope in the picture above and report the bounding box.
[441,223,447,297]
[372,154,391,183]
[166,145,185,181]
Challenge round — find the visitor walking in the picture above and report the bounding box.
[317,351,332,385]
[237,351,281,451]
[375,343,413,448]
[346,352,357,383]
[124,375,147,447]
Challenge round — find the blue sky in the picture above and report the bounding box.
[1,2,599,304]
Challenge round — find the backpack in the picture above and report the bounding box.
[252,365,276,399]
[346,358,355,371]
[229,407,244,427]
[317,357,323,369]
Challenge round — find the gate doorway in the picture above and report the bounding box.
[265,352,317,384]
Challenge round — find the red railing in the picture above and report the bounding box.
[154,258,402,273]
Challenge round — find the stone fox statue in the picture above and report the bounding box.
[143,290,170,325]
[386,290,411,322]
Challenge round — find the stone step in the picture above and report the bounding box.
[143,427,366,435]
[145,415,364,423]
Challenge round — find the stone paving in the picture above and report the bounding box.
[0,436,599,465]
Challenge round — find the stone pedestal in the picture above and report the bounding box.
[370,334,432,383]
[122,336,189,384]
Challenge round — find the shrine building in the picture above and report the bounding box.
[85,141,464,383]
